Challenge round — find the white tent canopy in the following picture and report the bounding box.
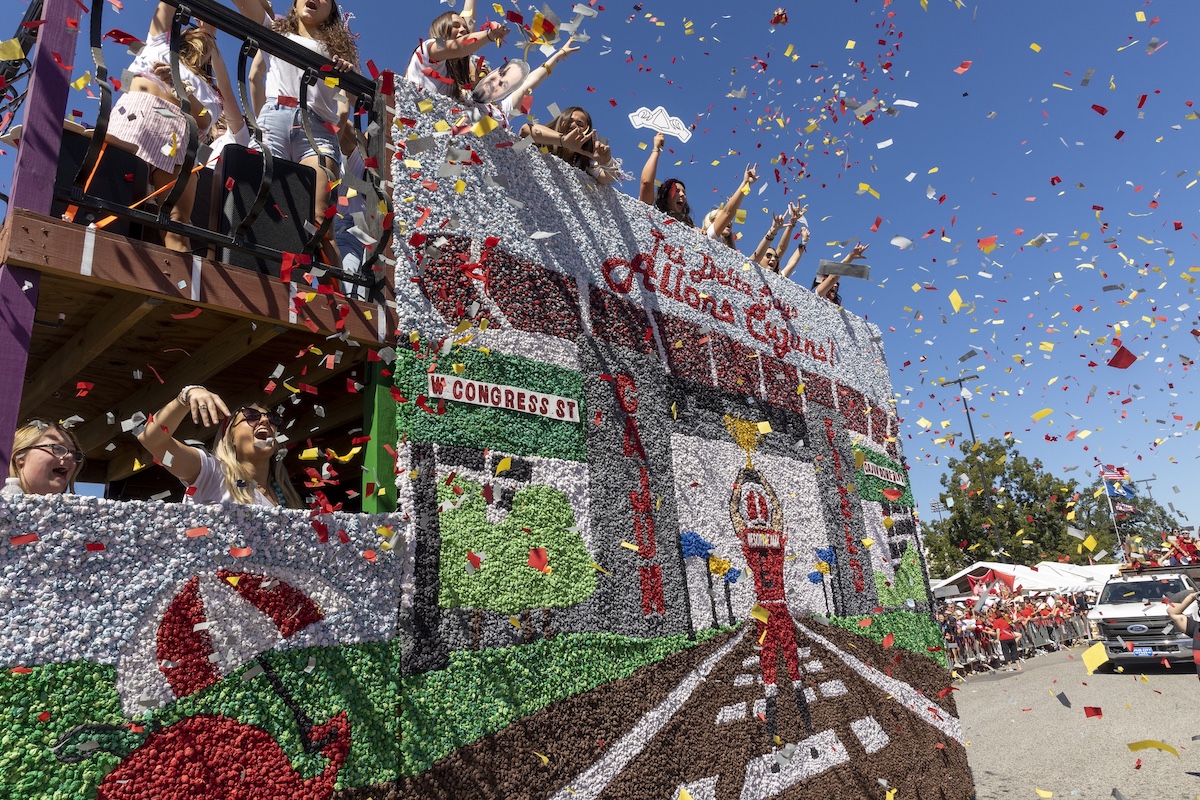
[931,561,1118,599]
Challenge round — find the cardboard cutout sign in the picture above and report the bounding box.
[628,105,692,143]
[471,60,531,106]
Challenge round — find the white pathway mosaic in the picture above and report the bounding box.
[849,716,890,755]
[674,776,719,800]
[739,730,849,800]
[716,702,748,725]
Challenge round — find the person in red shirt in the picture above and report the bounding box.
[988,609,1022,671]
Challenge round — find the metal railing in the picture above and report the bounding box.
[57,0,392,300]
[941,611,1089,671]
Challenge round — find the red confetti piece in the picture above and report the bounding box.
[85,542,106,552]
[1084,706,1103,718]
[37,711,51,722]
[528,547,550,573]
[363,549,376,563]
[186,526,209,538]
[9,533,39,546]
[858,618,873,627]
[10,666,32,674]
[882,632,895,648]
[170,308,203,320]
[229,546,253,558]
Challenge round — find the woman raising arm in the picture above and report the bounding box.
[137,384,303,508]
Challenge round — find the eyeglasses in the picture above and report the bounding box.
[30,443,85,462]
[239,407,284,427]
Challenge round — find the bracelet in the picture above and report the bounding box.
[543,62,554,76]
[178,385,204,405]
[558,132,565,149]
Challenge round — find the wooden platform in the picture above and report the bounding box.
[0,209,399,507]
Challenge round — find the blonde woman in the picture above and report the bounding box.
[701,164,759,250]
[9,421,85,495]
[137,385,302,508]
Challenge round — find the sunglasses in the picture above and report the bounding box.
[238,407,284,426]
[29,443,85,463]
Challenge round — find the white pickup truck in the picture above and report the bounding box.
[1086,566,1200,666]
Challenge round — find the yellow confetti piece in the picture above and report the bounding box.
[454,179,467,194]
[862,538,875,548]
[620,541,640,552]
[452,363,466,374]
[509,615,521,628]
[679,790,694,800]
[495,457,512,475]
[71,71,91,91]
[473,115,500,137]
[757,421,772,434]
[324,76,339,88]
[948,289,965,313]
[856,182,880,199]
[845,39,856,49]
[0,38,23,61]
[1030,43,1042,53]
[886,790,897,800]
[433,120,450,133]
[590,562,611,576]
[533,751,550,766]
[1035,790,1052,799]
[416,98,434,113]
[750,604,770,623]
[1031,408,1053,421]
[225,575,241,586]
[1081,642,1108,675]
[1127,740,1180,758]
[1083,534,1097,552]
[299,447,320,461]
[1135,10,1146,21]
[882,517,894,529]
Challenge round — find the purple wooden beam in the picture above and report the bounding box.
[0,0,79,468]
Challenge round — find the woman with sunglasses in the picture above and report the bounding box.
[9,421,85,495]
[137,385,303,508]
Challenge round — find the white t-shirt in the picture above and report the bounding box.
[204,123,251,167]
[129,31,224,126]
[262,14,341,122]
[405,39,457,97]
[183,450,275,507]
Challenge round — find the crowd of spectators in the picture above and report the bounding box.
[935,590,1094,673]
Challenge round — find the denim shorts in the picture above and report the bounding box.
[256,99,340,168]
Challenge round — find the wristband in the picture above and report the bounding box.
[178,385,204,405]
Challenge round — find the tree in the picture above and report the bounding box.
[1071,478,1183,558]
[875,541,929,607]
[920,437,1084,577]
[437,476,597,645]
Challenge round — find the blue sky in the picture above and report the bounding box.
[3,0,1198,527]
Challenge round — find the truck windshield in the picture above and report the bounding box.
[1098,579,1186,605]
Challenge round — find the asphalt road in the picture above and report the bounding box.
[955,644,1200,799]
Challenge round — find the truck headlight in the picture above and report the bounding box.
[1089,620,1100,639]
